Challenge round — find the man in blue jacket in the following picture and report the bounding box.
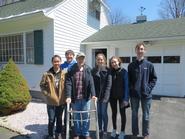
[128,42,157,139]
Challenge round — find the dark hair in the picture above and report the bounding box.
[51,55,61,62]
[135,42,145,51]
[109,56,122,68]
[65,50,75,56]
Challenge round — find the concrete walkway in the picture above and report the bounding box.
[0,96,185,139]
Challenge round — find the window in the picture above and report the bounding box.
[163,56,180,63]
[88,0,100,20]
[0,30,43,64]
[26,32,34,64]
[120,57,130,63]
[147,56,161,63]
[0,34,24,63]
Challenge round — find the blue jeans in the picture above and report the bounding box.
[131,97,152,136]
[97,102,108,132]
[72,99,91,137]
[47,104,65,136]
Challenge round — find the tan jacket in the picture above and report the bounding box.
[40,70,66,106]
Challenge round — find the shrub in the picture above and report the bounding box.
[0,59,31,116]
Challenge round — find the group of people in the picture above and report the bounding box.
[40,42,157,139]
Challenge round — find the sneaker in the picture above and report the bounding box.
[102,132,108,139]
[111,129,117,138]
[118,131,125,139]
[55,133,62,139]
[144,135,149,139]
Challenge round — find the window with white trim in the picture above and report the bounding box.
[0,34,24,63]
[88,0,101,20]
[0,30,43,65]
[26,32,34,64]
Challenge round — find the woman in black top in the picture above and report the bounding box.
[92,53,112,139]
[109,56,129,139]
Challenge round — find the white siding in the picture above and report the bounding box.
[52,0,102,60]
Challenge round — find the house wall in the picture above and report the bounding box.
[0,13,54,90]
[85,39,185,97]
[49,0,108,60]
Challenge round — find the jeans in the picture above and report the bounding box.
[131,97,152,136]
[72,99,91,137]
[110,98,126,132]
[47,104,65,136]
[97,102,108,132]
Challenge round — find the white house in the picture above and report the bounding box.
[82,17,185,97]
[0,0,109,90]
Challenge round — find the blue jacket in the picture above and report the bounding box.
[128,59,157,99]
[60,60,76,70]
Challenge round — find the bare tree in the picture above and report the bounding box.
[159,0,185,19]
[109,9,131,25]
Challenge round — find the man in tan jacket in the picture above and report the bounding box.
[40,55,66,139]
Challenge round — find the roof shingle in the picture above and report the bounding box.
[0,0,64,18]
[82,17,185,43]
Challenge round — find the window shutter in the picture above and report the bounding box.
[34,30,43,64]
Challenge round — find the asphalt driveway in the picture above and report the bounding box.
[0,94,185,139]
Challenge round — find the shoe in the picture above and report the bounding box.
[55,133,62,139]
[111,129,117,138]
[84,136,91,139]
[118,131,125,139]
[144,135,149,139]
[102,132,108,139]
[73,136,79,139]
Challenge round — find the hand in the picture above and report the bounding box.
[66,98,71,104]
[91,96,97,102]
[122,101,129,108]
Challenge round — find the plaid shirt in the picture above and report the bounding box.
[75,69,84,99]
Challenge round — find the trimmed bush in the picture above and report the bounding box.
[0,59,31,116]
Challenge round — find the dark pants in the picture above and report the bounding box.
[110,98,126,132]
[47,104,65,136]
[130,97,152,136]
[97,101,108,132]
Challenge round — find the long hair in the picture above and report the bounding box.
[109,56,122,69]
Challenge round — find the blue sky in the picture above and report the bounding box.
[106,0,162,22]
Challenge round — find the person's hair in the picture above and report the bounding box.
[109,56,122,68]
[135,42,145,51]
[96,53,107,66]
[51,55,61,62]
[65,50,75,56]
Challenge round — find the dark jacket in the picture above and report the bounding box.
[40,67,66,106]
[110,67,129,102]
[128,59,157,99]
[65,63,95,102]
[92,66,112,102]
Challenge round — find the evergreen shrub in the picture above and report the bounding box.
[0,59,31,116]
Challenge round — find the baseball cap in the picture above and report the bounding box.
[76,52,85,58]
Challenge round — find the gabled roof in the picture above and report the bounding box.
[0,0,64,19]
[82,17,185,43]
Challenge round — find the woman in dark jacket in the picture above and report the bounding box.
[109,56,129,139]
[92,53,112,139]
